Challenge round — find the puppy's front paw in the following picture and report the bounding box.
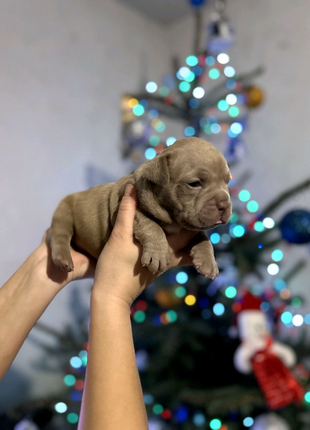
[190,250,219,280]
[52,248,74,272]
[141,243,170,274]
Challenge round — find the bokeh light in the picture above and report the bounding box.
[176,271,188,284]
[213,303,225,316]
[292,314,304,327]
[272,250,283,262]
[55,402,67,414]
[238,190,251,202]
[267,263,279,275]
[217,53,230,64]
[210,418,222,430]
[146,82,157,93]
[225,286,237,298]
[185,295,196,306]
[247,200,259,213]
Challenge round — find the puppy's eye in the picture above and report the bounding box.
[188,181,201,188]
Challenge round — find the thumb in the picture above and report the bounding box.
[113,184,137,238]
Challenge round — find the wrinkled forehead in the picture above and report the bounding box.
[169,144,229,178]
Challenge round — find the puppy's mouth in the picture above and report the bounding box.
[182,219,224,231]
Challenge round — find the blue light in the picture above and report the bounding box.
[145,148,157,160]
[230,122,243,134]
[201,309,212,319]
[260,301,270,312]
[243,417,254,427]
[221,233,231,244]
[305,314,310,325]
[152,315,162,326]
[272,250,283,262]
[274,279,286,291]
[193,413,206,425]
[176,406,189,423]
[226,79,237,90]
[233,225,245,237]
[148,109,158,119]
[144,394,154,404]
[70,357,82,369]
[227,129,238,138]
[213,303,225,316]
[70,390,82,402]
[210,123,221,134]
[176,271,188,284]
[198,298,209,309]
[206,56,216,66]
[184,126,196,136]
[193,66,203,76]
[189,99,200,108]
[210,233,221,244]
[281,311,293,325]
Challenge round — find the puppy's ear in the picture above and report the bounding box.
[136,152,170,186]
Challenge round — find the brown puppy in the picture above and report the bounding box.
[47,137,232,279]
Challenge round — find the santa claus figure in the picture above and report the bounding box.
[233,291,304,410]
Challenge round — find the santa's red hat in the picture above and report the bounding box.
[236,291,262,314]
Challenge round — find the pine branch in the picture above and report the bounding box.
[283,260,308,284]
[261,176,310,216]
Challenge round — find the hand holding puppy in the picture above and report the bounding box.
[93,184,197,309]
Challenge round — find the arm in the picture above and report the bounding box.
[78,184,196,430]
[0,234,95,380]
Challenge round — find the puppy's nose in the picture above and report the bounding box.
[216,193,229,213]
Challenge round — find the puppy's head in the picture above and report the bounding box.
[135,137,232,231]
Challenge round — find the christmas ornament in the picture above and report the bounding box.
[154,288,182,308]
[207,0,234,53]
[279,209,310,244]
[244,85,264,108]
[251,413,290,430]
[189,0,207,6]
[233,291,304,410]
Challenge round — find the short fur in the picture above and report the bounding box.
[47,137,232,278]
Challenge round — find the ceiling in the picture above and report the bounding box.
[117,0,200,25]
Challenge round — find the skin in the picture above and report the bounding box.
[0,184,196,430]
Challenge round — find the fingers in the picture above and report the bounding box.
[113,185,138,239]
[167,229,197,252]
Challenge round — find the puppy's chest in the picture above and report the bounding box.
[161,223,182,235]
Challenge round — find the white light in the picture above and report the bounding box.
[193,87,205,99]
[145,82,157,93]
[179,67,191,79]
[224,66,235,78]
[292,314,304,327]
[55,402,68,413]
[226,94,237,105]
[267,263,280,275]
[166,137,176,146]
[217,53,230,64]
[263,217,275,229]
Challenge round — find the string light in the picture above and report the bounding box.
[55,402,67,413]
[176,271,188,284]
[272,250,283,261]
[145,148,157,160]
[185,295,196,306]
[67,413,79,424]
[226,93,237,105]
[166,137,176,146]
[210,418,222,429]
[218,100,229,111]
[254,221,264,232]
[210,233,221,244]
[228,106,239,117]
[292,314,304,327]
[175,286,187,297]
[133,310,146,323]
[70,357,82,369]
[193,87,205,99]
[184,126,196,136]
[209,69,220,79]
[179,81,191,92]
[213,303,225,316]
[217,53,230,64]
[206,56,216,66]
[146,82,157,93]
[225,286,237,298]
[243,417,254,427]
[247,200,259,213]
[186,55,198,66]
[263,217,275,228]
[267,263,279,275]
[281,311,293,325]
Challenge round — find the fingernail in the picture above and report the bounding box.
[124,184,135,196]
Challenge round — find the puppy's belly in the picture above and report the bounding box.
[162,223,183,235]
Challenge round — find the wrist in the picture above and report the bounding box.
[91,286,132,313]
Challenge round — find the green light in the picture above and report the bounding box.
[247,200,259,213]
[175,286,187,297]
[210,418,222,430]
[149,135,160,146]
[272,250,283,262]
[292,297,302,308]
[184,71,195,82]
[134,310,146,323]
[159,86,170,97]
[166,310,178,323]
[64,374,76,386]
[179,81,191,92]
[153,404,164,414]
[238,189,251,202]
[186,55,198,66]
[254,221,265,232]
[133,104,145,116]
[204,124,212,134]
[218,100,229,111]
[228,106,239,117]
[67,413,79,424]
[154,120,166,132]
[209,69,220,80]
[225,286,237,299]
[305,392,310,403]
[281,311,292,324]
[230,212,239,223]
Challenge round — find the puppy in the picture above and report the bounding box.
[47,137,232,279]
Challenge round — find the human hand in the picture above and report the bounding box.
[93,184,197,309]
[32,231,96,291]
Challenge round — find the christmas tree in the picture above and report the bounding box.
[5,2,310,430]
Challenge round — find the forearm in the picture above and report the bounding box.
[78,288,148,430]
[0,250,60,379]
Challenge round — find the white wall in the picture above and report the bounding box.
[0,0,172,408]
[1,0,310,410]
